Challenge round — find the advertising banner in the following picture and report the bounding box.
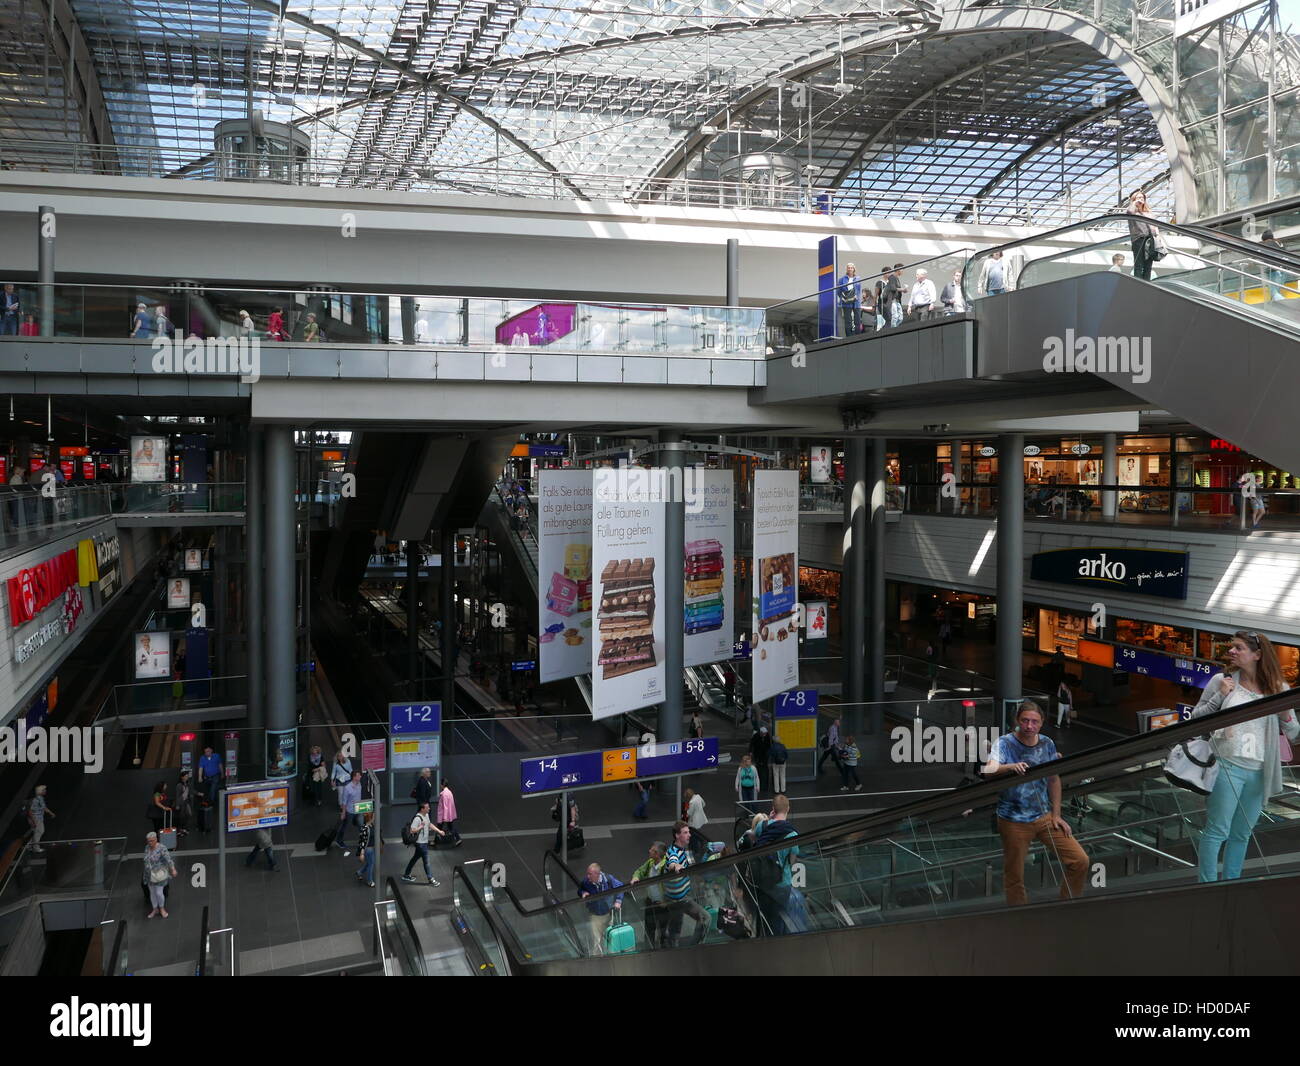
[166,576,190,609]
[591,467,666,720]
[183,548,203,572]
[684,468,733,668]
[225,784,289,832]
[134,631,171,679]
[804,600,828,640]
[751,470,799,702]
[1029,547,1189,600]
[266,729,297,779]
[809,446,832,484]
[538,470,594,685]
[130,436,167,483]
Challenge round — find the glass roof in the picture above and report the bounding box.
[0,0,1181,218]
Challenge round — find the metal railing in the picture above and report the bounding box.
[0,137,1135,226]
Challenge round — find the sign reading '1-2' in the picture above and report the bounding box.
[389,701,441,735]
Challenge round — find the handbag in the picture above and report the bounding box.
[1164,735,1219,795]
[1280,732,1294,764]
[148,865,169,884]
[1151,233,1168,261]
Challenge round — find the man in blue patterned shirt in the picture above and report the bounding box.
[983,700,1089,906]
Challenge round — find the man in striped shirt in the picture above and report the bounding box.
[664,821,710,948]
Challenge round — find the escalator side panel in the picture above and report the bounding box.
[979,272,1300,476]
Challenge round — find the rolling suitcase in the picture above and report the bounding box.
[159,810,178,851]
[315,828,335,852]
[605,917,636,955]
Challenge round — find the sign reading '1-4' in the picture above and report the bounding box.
[519,738,719,796]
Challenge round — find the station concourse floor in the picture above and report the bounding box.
[37,688,1122,976]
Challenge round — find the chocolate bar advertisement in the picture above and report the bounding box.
[591,468,666,720]
[538,470,594,684]
[684,468,733,668]
[751,469,800,702]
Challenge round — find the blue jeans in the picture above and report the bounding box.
[358,846,376,883]
[889,303,903,327]
[404,842,431,879]
[633,791,649,818]
[0,315,17,336]
[1199,761,1266,882]
[740,786,756,803]
[245,843,277,870]
[840,305,860,335]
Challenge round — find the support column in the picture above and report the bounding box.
[725,239,740,306]
[659,432,685,744]
[37,205,54,337]
[1101,431,1117,521]
[867,437,887,735]
[264,426,296,764]
[407,540,420,697]
[843,438,867,736]
[441,528,455,717]
[996,432,1025,732]
[246,428,264,737]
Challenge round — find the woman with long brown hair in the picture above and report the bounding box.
[1127,189,1158,281]
[1190,631,1299,881]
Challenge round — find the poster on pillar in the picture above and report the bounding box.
[751,470,800,703]
[684,468,733,669]
[538,470,594,685]
[591,467,666,721]
[166,577,190,609]
[130,437,167,483]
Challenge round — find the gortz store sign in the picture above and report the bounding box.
[1030,548,1189,600]
[7,549,79,627]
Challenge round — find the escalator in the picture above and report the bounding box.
[967,213,1300,477]
[449,686,1300,974]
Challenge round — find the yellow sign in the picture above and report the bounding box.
[602,747,637,782]
[776,718,816,751]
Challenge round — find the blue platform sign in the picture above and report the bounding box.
[1173,657,1216,689]
[1116,646,1172,681]
[817,236,837,341]
[519,738,719,797]
[511,659,537,672]
[732,639,751,660]
[775,689,819,715]
[389,701,441,735]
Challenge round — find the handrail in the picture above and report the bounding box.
[197,905,210,977]
[766,247,975,314]
[382,875,427,976]
[474,686,1300,916]
[105,920,126,976]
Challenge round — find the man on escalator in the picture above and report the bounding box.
[750,794,808,936]
[982,701,1089,907]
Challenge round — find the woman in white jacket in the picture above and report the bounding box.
[1189,631,1299,882]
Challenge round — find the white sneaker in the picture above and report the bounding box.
[428,878,441,887]
[839,786,849,792]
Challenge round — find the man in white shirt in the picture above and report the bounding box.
[684,788,707,830]
[401,800,446,886]
[908,268,937,321]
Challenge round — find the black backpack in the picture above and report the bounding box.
[401,818,420,847]
[751,828,795,893]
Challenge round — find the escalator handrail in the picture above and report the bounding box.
[962,212,1300,306]
[382,875,427,975]
[1178,221,1300,269]
[478,686,1300,917]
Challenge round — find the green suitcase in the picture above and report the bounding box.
[605,918,636,955]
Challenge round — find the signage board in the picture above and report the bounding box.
[225,782,289,832]
[354,799,374,814]
[511,659,537,672]
[804,601,828,640]
[389,700,441,735]
[1029,547,1189,600]
[1175,0,1258,37]
[390,734,441,770]
[775,689,819,715]
[775,717,817,750]
[362,738,387,772]
[519,737,719,796]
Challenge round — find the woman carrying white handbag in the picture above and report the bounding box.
[1188,631,1299,882]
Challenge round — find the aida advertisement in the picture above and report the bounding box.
[751,470,799,702]
[134,631,171,679]
[684,468,733,669]
[538,470,594,685]
[591,467,666,721]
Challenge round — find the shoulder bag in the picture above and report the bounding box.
[1164,735,1218,795]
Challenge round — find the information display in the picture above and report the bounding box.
[225,783,289,832]
[775,718,817,750]
[520,737,719,796]
[391,735,441,770]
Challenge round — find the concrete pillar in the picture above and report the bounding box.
[1101,431,1118,521]
[659,432,685,743]
[996,433,1025,731]
[264,425,296,745]
[843,438,867,735]
[245,427,264,737]
[37,205,54,337]
[400,296,417,345]
[868,437,888,732]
